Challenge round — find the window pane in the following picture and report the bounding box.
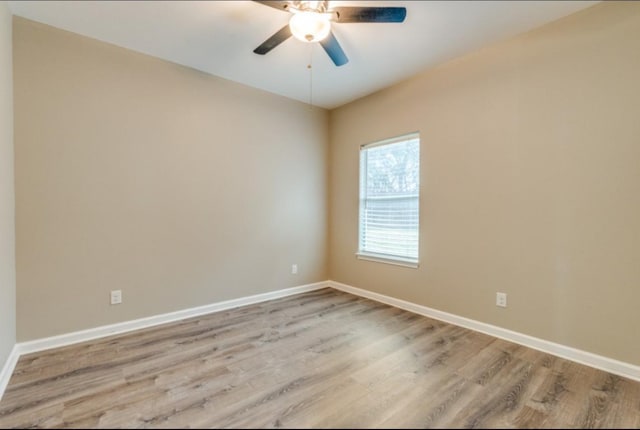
[359,134,419,263]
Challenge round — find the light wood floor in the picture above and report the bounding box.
[1,288,639,429]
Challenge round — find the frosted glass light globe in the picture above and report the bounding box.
[289,11,331,43]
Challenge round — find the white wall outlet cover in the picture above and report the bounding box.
[496,292,507,308]
[110,290,122,305]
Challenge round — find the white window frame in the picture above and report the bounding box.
[357,132,420,268]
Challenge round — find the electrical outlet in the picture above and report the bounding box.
[110,290,122,305]
[291,264,298,274]
[496,292,507,308]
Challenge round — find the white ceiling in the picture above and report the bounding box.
[8,1,598,109]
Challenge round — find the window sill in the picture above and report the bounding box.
[356,252,419,269]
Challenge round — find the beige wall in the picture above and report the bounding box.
[12,1,640,367]
[329,2,640,365]
[0,1,15,369]
[14,18,328,340]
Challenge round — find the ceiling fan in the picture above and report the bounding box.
[252,1,407,67]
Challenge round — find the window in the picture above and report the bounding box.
[358,133,420,267]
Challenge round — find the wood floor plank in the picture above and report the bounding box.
[0,287,638,429]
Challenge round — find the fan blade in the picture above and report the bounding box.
[254,25,292,55]
[252,1,291,12]
[332,7,406,23]
[320,31,348,66]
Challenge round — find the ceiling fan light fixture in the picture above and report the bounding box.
[289,11,331,43]
[253,1,406,67]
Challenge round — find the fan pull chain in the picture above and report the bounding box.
[308,44,313,108]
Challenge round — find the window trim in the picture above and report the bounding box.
[355,252,419,268]
[357,132,420,268]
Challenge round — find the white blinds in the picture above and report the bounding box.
[358,134,420,264]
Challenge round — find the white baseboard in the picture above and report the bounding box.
[0,344,20,402]
[328,280,640,382]
[3,278,637,404]
[0,281,328,401]
[18,281,328,356]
